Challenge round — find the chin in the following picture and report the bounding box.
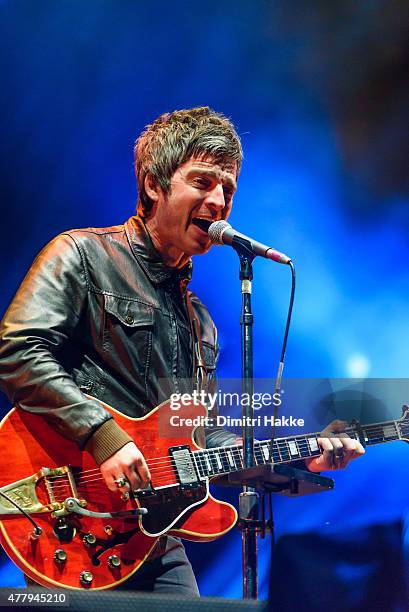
[184,236,210,255]
[191,242,211,256]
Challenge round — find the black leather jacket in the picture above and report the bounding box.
[0,216,235,461]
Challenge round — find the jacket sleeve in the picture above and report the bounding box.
[0,233,131,460]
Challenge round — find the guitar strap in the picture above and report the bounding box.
[182,283,209,395]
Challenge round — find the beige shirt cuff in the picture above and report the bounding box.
[84,419,133,465]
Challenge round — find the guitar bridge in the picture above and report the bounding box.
[0,466,78,516]
[169,446,200,488]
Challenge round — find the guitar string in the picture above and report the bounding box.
[46,439,327,486]
[55,431,337,476]
[47,420,402,481]
[47,479,179,492]
[49,428,393,495]
[47,430,379,494]
[46,436,346,488]
[47,445,324,492]
[44,425,397,501]
[44,424,397,488]
[45,436,326,480]
[48,447,282,485]
[46,450,325,495]
[45,451,341,494]
[47,448,264,489]
[46,422,399,489]
[42,423,406,500]
[49,420,396,480]
[47,437,345,487]
[46,446,365,496]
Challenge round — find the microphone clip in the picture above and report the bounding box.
[232,236,256,281]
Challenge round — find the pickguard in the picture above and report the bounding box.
[139,482,208,536]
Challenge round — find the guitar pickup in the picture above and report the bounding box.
[169,446,200,488]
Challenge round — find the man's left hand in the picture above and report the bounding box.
[305,419,365,472]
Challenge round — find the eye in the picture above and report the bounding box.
[223,186,234,201]
[194,177,210,189]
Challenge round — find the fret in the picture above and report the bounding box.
[274,441,282,462]
[296,436,316,458]
[208,450,221,474]
[194,452,206,478]
[219,448,231,472]
[204,452,213,475]
[277,439,291,462]
[270,442,282,463]
[363,421,399,445]
[214,451,223,471]
[254,444,264,466]
[234,448,244,470]
[296,438,311,459]
[287,439,300,459]
[399,421,409,439]
[261,443,270,463]
[307,437,319,454]
[226,448,236,468]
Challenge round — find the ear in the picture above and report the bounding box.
[144,173,161,203]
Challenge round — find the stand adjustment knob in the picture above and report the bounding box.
[80,570,93,586]
[54,549,67,563]
[82,533,97,547]
[108,555,121,569]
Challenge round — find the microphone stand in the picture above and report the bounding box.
[233,237,259,600]
[222,235,333,602]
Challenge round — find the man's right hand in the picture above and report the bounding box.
[99,442,151,493]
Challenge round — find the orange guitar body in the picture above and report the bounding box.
[0,399,237,590]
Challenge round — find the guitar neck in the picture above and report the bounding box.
[192,418,405,478]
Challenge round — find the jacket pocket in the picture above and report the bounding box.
[201,341,216,372]
[103,295,155,328]
[102,295,155,395]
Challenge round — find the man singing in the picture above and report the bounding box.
[0,107,364,594]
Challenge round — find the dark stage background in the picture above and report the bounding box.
[1,1,409,607]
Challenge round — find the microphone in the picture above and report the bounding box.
[201,220,291,264]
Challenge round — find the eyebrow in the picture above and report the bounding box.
[187,167,237,191]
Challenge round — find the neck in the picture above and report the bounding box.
[190,416,405,479]
[144,220,191,270]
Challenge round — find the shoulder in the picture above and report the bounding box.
[57,222,130,261]
[31,223,130,286]
[62,223,126,246]
[37,223,127,255]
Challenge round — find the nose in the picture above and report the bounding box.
[204,183,226,217]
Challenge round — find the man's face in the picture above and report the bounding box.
[145,157,237,264]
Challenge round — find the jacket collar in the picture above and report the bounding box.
[125,215,193,285]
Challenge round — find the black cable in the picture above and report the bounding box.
[0,490,42,536]
[270,260,296,457]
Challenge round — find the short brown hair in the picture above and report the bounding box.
[134,106,243,218]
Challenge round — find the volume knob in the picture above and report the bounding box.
[82,533,97,547]
[54,549,67,564]
[108,555,121,569]
[80,570,93,586]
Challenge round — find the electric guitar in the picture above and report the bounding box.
[0,397,408,590]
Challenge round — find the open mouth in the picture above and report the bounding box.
[191,218,212,233]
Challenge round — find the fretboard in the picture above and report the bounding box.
[192,416,406,478]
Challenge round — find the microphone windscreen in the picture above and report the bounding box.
[208,220,231,245]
